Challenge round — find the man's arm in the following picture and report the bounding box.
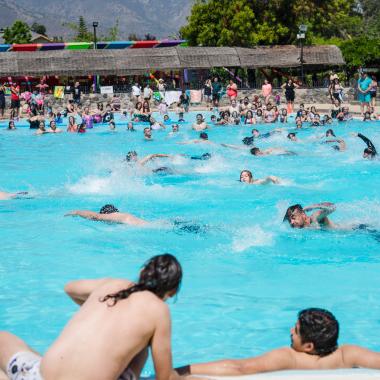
[188,348,295,376]
[151,305,181,380]
[139,154,170,166]
[65,210,102,220]
[64,278,110,305]
[342,345,380,369]
[304,202,336,223]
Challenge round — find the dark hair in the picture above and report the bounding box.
[101,254,182,305]
[283,204,303,222]
[250,147,260,155]
[99,204,119,214]
[287,133,296,139]
[326,129,335,137]
[298,308,339,357]
[126,150,137,161]
[200,132,208,140]
[364,147,375,157]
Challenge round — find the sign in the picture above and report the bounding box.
[100,86,114,94]
[54,86,65,99]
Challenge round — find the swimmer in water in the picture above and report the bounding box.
[0,190,29,200]
[324,138,346,151]
[287,133,297,142]
[66,205,207,234]
[144,127,152,140]
[125,151,172,166]
[250,147,296,156]
[192,114,210,131]
[351,132,377,159]
[127,122,136,132]
[239,170,280,185]
[65,204,149,226]
[283,202,336,229]
[177,132,214,145]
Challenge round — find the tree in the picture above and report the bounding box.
[31,22,47,36]
[3,20,32,44]
[144,33,157,41]
[339,36,380,68]
[128,33,140,40]
[180,0,362,47]
[101,19,119,41]
[76,16,92,41]
[359,0,380,37]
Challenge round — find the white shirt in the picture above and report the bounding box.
[132,85,141,96]
[143,87,152,98]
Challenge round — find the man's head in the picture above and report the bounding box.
[363,148,376,159]
[126,151,138,162]
[200,132,208,140]
[250,147,261,156]
[144,127,152,138]
[252,129,259,137]
[283,204,308,228]
[291,308,339,357]
[196,113,204,123]
[163,114,169,121]
[287,132,297,141]
[99,204,119,214]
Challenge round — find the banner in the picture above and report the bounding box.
[100,86,114,94]
[54,86,65,99]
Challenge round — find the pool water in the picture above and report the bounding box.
[1,113,380,375]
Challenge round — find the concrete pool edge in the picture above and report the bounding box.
[185,369,380,379]
[141,369,380,379]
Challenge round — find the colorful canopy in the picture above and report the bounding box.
[0,40,186,52]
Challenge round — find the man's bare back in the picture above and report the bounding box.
[41,279,169,380]
[0,254,183,380]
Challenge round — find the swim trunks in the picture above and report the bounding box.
[6,351,42,380]
[119,367,137,380]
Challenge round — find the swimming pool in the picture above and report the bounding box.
[1,112,380,376]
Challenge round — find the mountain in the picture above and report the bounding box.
[0,0,193,39]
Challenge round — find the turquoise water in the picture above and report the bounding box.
[1,113,380,374]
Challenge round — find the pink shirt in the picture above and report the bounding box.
[262,83,272,97]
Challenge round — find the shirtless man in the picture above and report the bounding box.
[176,308,380,377]
[0,254,183,380]
[239,170,280,185]
[65,204,149,226]
[250,147,296,156]
[48,120,63,133]
[178,132,213,145]
[283,202,336,228]
[0,191,28,200]
[125,151,171,166]
[192,114,209,131]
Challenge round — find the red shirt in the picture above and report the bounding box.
[11,85,20,101]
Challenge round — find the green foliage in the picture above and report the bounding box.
[339,36,380,67]
[101,19,120,41]
[359,0,380,37]
[30,22,47,36]
[76,16,92,42]
[3,20,32,44]
[181,0,362,46]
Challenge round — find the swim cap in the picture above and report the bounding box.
[100,204,119,214]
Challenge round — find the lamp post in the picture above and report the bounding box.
[297,24,307,84]
[92,21,98,50]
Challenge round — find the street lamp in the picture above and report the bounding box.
[297,24,308,84]
[92,21,98,50]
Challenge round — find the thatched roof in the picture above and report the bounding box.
[0,45,344,76]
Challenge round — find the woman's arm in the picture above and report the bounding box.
[64,278,111,305]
